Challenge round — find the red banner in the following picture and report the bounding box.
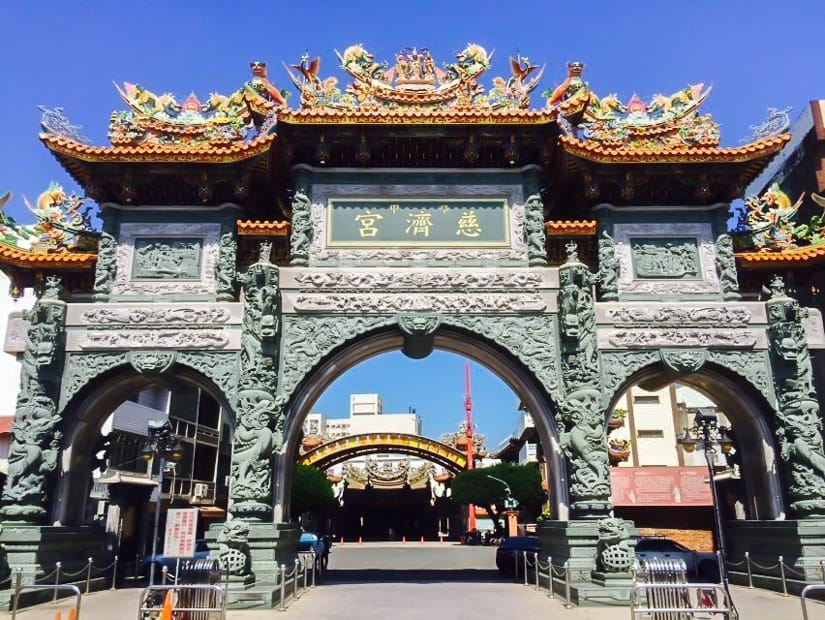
[610,466,712,506]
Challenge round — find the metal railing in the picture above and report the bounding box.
[724,552,817,595]
[137,584,226,620]
[630,583,731,619]
[278,555,312,612]
[11,582,83,620]
[800,584,825,620]
[518,551,573,608]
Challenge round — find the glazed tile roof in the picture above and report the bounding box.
[278,107,556,125]
[544,220,597,236]
[236,220,290,236]
[40,132,276,163]
[559,134,790,164]
[0,243,96,269]
[736,245,825,268]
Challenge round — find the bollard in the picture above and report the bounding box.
[13,569,22,613]
[402,536,406,545]
[548,556,555,599]
[514,551,519,581]
[294,559,301,600]
[161,565,168,586]
[303,557,309,595]
[523,551,529,586]
[779,555,788,597]
[746,551,753,588]
[534,552,540,591]
[111,555,118,591]
[716,550,724,585]
[311,551,317,588]
[563,561,572,609]
[420,536,425,544]
[279,564,286,611]
[53,562,62,602]
[821,560,825,584]
[359,536,363,545]
[439,535,444,544]
[85,557,93,594]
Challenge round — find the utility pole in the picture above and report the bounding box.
[465,363,476,531]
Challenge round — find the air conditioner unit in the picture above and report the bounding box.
[192,483,209,498]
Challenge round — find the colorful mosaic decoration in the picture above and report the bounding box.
[735,183,825,250]
[284,43,542,111]
[546,62,719,149]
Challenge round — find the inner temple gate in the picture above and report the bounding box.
[2,43,825,606]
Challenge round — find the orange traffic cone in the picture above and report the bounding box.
[439,535,444,544]
[67,610,77,620]
[160,590,174,620]
[358,536,363,545]
[340,536,344,544]
[53,612,61,620]
[420,536,425,544]
[402,536,407,544]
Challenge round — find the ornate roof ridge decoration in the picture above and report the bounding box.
[743,107,792,143]
[558,132,790,163]
[733,183,825,259]
[236,219,291,236]
[282,43,543,114]
[40,62,286,152]
[544,220,597,236]
[0,184,98,257]
[546,62,791,157]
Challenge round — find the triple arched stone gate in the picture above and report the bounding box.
[3,184,825,603]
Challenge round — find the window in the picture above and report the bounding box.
[633,395,660,404]
[637,429,665,438]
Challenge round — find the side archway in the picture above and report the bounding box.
[274,321,567,523]
[603,358,783,520]
[55,359,237,526]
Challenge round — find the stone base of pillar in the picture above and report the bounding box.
[727,519,825,593]
[537,519,638,606]
[206,521,300,608]
[0,524,109,608]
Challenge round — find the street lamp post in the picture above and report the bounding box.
[141,419,184,586]
[676,410,734,566]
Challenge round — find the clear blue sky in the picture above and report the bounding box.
[2,0,824,445]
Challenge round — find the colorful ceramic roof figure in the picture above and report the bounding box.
[284,43,541,112]
[107,61,285,148]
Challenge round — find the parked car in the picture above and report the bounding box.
[635,537,718,578]
[144,539,211,579]
[495,536,542,575]
[298,532,329,569]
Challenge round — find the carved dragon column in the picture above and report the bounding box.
[765,276,825,517]
[557,243,612,520]
[0,278,67,522]
[228,242,282,523]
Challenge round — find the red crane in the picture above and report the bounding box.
[465,362,476,531]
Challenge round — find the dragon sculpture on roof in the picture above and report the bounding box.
[734,183,825,251]
[284,43,543,111]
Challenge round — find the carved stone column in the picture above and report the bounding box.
[215,216,238,302]
[765,276,825,517]
[289,188,312,266]
[229,242,282,522]
[557,243,612,520]
[92,218,118,303]
[0,278,66,522]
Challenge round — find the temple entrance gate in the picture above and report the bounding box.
[2,43,825,606]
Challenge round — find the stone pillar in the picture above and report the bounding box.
[539,243,637,605]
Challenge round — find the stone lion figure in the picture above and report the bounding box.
[218,520,252,576]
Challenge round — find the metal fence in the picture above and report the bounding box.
[137,584,226,620]
[631,558,732,619]
[800,584,825,620]
[518,551,574,608]
[11,583,83,620]
[724,552,816,595]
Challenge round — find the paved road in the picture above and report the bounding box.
[2,543,823,618]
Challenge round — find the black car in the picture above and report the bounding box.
[495,536,542,575]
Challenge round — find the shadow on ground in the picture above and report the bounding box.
[323,568,503,584]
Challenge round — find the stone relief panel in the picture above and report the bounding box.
[613,222,720,295]
[279,315,396,401]
[307,183,527,263]
[71,329,235,351]
[600,351,660,407]
[291,269,544,291]
[113,222,221,296]
[59,352,128,411]
[601,304,754,327]
[604,329,757,348]
[177,351,240,408]
[72,305,238,327]
[707,350,775,406]
[292,292,546,313]
[443,315,561,398]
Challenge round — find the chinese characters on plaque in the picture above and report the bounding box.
[326,198,510,247]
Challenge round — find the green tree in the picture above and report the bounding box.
[290,464,334,520]
[450,463,544,535]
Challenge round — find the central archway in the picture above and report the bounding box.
[275,324,567,523]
